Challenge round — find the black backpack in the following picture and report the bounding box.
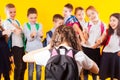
[42,31,53,47]
[45,46,80,80]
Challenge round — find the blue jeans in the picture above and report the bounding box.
[28,63,41,80]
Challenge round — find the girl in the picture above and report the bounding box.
[74,7,87,30]
[82,6,106,80]
[23,25,99,79]
[100,13,120,80]
[0,17,13,80]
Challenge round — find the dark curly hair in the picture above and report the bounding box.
[51,25,81,50]
[108,13,120,36]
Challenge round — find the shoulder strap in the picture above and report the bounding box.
[26,23,31,30]
[100,22,105,35]
[7,19,20,26]
[35,23,40,31]
[88,22,92,33]
[26,23,39,31]
[15,20,20,26]
[7,19,12,23]
[47,31,53,38]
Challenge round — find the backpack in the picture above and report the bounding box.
[88,22,105,35]
[23,23,40,50]
[45,46,80,80]
[7,19,20,49]
[65,15,83,31]
[42,30,53,47]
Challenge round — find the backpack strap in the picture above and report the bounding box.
[26,23,40,31]
[100,22,105,35]
[47,31,53,38]
[88,22,92,33]
[7,19,20,26]
[88,22,105,35]
[26,23,31,30]
[35,23,40,31]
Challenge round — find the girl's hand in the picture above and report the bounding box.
[9,56,14,63]
[117,52,120,56]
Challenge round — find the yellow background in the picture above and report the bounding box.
[0,0,120,36]
[0,0,120,80]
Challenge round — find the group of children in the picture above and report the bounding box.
[0,2,120,80]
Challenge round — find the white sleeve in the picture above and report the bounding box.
[33,50,51,66]
[2,20,15,30]
[75,51,93,70]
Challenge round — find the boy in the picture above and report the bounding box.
[43,14,64,46]
[23,7,43,80]
[3,3,26,80]
[2,3,26,80]
[63,3,86,44]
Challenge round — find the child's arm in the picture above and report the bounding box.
[117,51,120,56]
[91,30,107,49]
[73,23,86,44]
[75,52,99,74]
[23,44,51,62]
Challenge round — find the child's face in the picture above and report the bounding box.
[63,7,71,18]
[54,19,63,28]
[75,10,85,21]
[6,8,16,19]
[28,13,37,24]
[109,16,119,30]
[86,9,99,22]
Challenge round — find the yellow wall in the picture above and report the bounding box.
[0,0,120,36]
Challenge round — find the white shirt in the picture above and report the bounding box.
[33,46,94,74]
[103,31,120,53]
[83,21,106,48]
[2,19,23,47]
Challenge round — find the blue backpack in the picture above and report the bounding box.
[42,30,53,47]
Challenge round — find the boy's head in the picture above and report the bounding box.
[53,14,64,28]
[5,3,16,20]
[74,7,85,21]
[63,3,73,18]
[27,8,38,24]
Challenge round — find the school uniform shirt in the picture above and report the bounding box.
[103,30,120,53]
[33,45,94,74]
[23,22,43,52]
[2,19,23,47]
[79,20,88,29]
[83,20,106,48]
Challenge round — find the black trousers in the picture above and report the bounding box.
[12,46,27,80]
[82,46,101,80]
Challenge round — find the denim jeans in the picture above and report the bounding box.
[28,63,41,80]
